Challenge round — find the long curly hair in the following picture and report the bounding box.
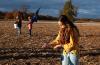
[59,15,80,44]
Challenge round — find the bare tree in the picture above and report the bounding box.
[19,4,29,20]
[19,4,29,13]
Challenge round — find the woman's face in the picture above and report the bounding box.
[58,21,63,26]
[28,16,31,19]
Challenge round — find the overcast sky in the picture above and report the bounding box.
[0,0,100,18]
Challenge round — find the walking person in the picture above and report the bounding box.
[14,11,23,36]
[43,15,80,65]
[27,16,32,37]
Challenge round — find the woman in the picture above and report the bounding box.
[43,15,80,65]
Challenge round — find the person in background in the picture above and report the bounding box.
[14,16,19,36]
[27,16,32,37]
[43,15,80,65]
[14,11,23,36]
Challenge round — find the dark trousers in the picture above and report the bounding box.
[29,29,32,36]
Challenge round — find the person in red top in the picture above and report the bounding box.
[28,16,32,37]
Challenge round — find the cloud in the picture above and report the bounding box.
[78,9,91,14]
[39,9,59,16]
[77,8,100,18]
[0,8,6,11]
[78,8,99,15]
[0,7,11,11]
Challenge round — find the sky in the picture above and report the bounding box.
[0,0,100,18]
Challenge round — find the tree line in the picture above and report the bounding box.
[0,10,58,21]
[0,0,77,21]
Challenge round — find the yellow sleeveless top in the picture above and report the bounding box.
[50,28,79,55]
[63,34,78,55]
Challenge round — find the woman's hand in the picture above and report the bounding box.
[42,43,50,48]
[42,43,48,48]
[54,44,62,50]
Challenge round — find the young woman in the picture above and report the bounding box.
[28,16,32,36]
[43,15,80,65]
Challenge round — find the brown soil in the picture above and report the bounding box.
[0,21,100,65]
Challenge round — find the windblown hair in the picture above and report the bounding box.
[59,15,80,44]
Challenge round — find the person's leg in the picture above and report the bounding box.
[68,52,79,65]
[29,29,32,36]
[19,26,21,34]
[62,53,69,65]
[28,24,32,36]
[19,23,22,34]
[16,28,19,36]
[16,28,18,36]
[17,24,21,35]
[17,27,21,36]
[15,24,18,36]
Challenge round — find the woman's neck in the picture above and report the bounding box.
[61,25,66,28]
[61,24,69,28]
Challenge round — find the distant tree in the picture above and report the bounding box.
[19,4,29,20]
[60,0,78,22]
[12,9,19,19]
[5,12,14,19]
[19,4,29,13]
[4,10,19,20]
[0,11,5,19]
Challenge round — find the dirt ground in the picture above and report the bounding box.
[0,20,100,65]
